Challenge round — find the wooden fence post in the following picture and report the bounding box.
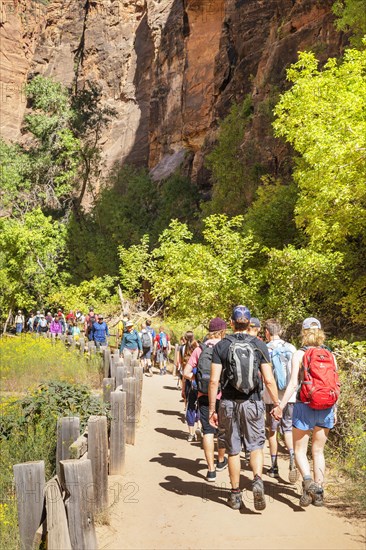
[56,417,80,479]
[79,337,85,353]
[60,459,98,550]
[116,366,129,388]
[133,366,143,422]
[102,347,111,377]
[109,390,126,474]
[102,377,115,403]
[87,416,109,514]
[13,461,45,550]
[44,476,72,550]
[123,353,131,369]
[124,377,136,445]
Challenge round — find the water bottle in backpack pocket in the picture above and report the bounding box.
[299,346,340,409]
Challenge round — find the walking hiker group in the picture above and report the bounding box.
[169,306,340,512]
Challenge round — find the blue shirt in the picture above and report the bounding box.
[120,329,142,352]
[91,321,109,343]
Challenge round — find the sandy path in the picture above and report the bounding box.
[97,373,365,550]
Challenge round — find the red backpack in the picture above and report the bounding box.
[299,346,340,410]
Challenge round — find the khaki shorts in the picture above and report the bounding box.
[218,399,265,455]
[266,403,294,434]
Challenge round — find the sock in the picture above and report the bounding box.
[231,487,241,493]
[303,475,312,480]
[271,454,278,466]
[289,449,294,457]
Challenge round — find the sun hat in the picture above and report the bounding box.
[250,317,261,328]
[126,320,134,327]
[302,317,321,330]
[231,305,251,322]
[208,317,227,332]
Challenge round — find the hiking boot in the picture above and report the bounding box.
[299,480,320,507]
[187,434,195,442]
[267,465,279,478]
[312,486,324,507]
[289,456,299,484]
[252,477,266,511]
[216,457,228,472]
[206,470,216,483]
[227,490,242,510]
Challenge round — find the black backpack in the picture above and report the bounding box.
[223,334,262,394]
[196,342,215,394]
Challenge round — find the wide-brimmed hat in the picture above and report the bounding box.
[126,320,134,327]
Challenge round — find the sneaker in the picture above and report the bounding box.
[216,457,228,472]
[267,465,279,478]
[289,456,299,483]
[227,490,242,510]
[299,480,319,507]
[206,470,216,482]
[252,477,266,511]
[187,434,195,442]
[195,428,203,442]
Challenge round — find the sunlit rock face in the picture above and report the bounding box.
[1,0,344,189]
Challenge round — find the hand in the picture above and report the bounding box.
[271,405,282,421]
[209,411,218,428]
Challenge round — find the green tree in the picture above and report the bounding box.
[204,97,254,216]
[333,1,366,48]
[0,209,67,317]
[119,235,150,297]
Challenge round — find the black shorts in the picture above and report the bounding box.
[198,396,218,436]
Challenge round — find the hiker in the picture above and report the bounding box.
[70,319,81,340]
[154,327,171,376]
[180,331,199,440]
[37,314,49,334]
[140,321,155,376]
[66,310,75,323]
[263,319,298,482]
[45,311,53,325]
[33,311,41,332]
[49,315,63,338]
[209,305,280,511]
[248,317,261,338]
[91,314,109,349]
[175,335,186,389]
[184,317,228,481]
[85,307,97,340]
[120,320,142,362]
[14,310,25,334]
[27,312,35,332]
[272,317,339,508]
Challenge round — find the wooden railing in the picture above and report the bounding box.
[12,341,143,550]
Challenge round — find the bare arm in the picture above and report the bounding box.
[260,362,279,405]
[208,362,222,428]
[272,349,303,419]
[183,363,194,380]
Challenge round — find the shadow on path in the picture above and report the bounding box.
[160,475,258,514]
[155,427,188,440]
[150,452,206,480]
[156,409,186,423]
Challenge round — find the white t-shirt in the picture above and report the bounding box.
[263,338,297,405]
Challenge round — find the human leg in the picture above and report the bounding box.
[312,426,329,486]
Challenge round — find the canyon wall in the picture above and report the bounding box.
[0,0,345,188]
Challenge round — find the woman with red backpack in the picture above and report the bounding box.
[272,317,340,508]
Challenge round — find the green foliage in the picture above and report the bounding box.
[273,49,366,249]
[333,1,366,48]
[273,47,366,326]
[46,275,118,314]
[0,209,67,313]
[243,177,300,249]
[0,140,30,213]
[327,340,366,509]
[119,235,150,297]
[147,215,260,324]
[262,245,343,324]
[205,97,254,216]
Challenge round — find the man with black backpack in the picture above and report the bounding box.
[264,319,298,482]
[209,305,279,511]
[184,317,228,482]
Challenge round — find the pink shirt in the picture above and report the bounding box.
[187,338,222,398]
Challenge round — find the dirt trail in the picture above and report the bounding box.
[97,373,365,550]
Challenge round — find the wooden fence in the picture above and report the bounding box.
[12,338,144,550]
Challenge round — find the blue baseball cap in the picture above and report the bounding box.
[231,305,251,322]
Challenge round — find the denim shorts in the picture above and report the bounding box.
[218,399,265,455]
[293,402,335,430]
